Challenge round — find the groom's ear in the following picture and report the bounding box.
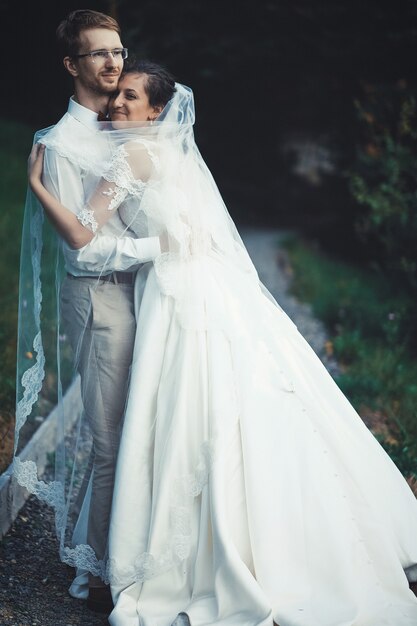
[63,56,79,78]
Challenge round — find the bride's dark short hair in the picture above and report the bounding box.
[56,10,121,57]
[123,60,176,109]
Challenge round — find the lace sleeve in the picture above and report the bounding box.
[76,141,157,233]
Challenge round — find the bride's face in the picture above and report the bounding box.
[109,73,160,125]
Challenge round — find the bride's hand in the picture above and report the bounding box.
[28,143,45,190]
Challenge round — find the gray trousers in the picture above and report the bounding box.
[61,276,136,576]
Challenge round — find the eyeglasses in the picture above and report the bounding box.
[74,48,128,63]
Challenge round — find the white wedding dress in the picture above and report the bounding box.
[14,83,417,626]
[47,83,415,626]
[107,263,417,625]
[101,135,417,626]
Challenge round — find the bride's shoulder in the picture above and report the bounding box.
[107,139,160,184]
[117,138,161,178]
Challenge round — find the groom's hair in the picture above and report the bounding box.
[56,9,121,57]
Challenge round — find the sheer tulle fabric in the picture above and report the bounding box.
[13,84,417,625]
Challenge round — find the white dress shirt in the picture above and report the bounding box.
[41,97,160,277]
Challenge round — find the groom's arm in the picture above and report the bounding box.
[42,147,161,272]
[65,232,160,272]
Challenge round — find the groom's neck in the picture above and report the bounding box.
[73,85,110,115]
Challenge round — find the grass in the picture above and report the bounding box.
[283,235,417,478]
[0,119,35,470]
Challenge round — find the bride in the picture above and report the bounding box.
[27,60,417,626]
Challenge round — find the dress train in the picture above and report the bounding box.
[107,257,417,626]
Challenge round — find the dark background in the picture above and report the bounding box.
[2,0,417,247]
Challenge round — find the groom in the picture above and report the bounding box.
[41,9,160,613]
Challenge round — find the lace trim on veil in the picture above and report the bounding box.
[101,145,147,208]
[12,201,102,577]
[14,208,45,443]
[15,439,216,584]
[15,418,215,584]
[12,203,71,552]
[13,207,215,584]
[76,207,98,233]
[106,440,215,585]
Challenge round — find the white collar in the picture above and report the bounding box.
[68,97,100,130]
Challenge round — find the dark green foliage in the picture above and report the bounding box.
[379,435,417,479]
[349,83,417,297]
[284,236,417,473]
[0,120,34,414]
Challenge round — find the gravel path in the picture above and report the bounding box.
[243,229,340,376]
[0,497,107,626]
[0,229,340,626]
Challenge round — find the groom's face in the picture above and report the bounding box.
[72,28,124,95]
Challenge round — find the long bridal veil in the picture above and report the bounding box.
[12,83,291,581]
[13,83,417,625]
